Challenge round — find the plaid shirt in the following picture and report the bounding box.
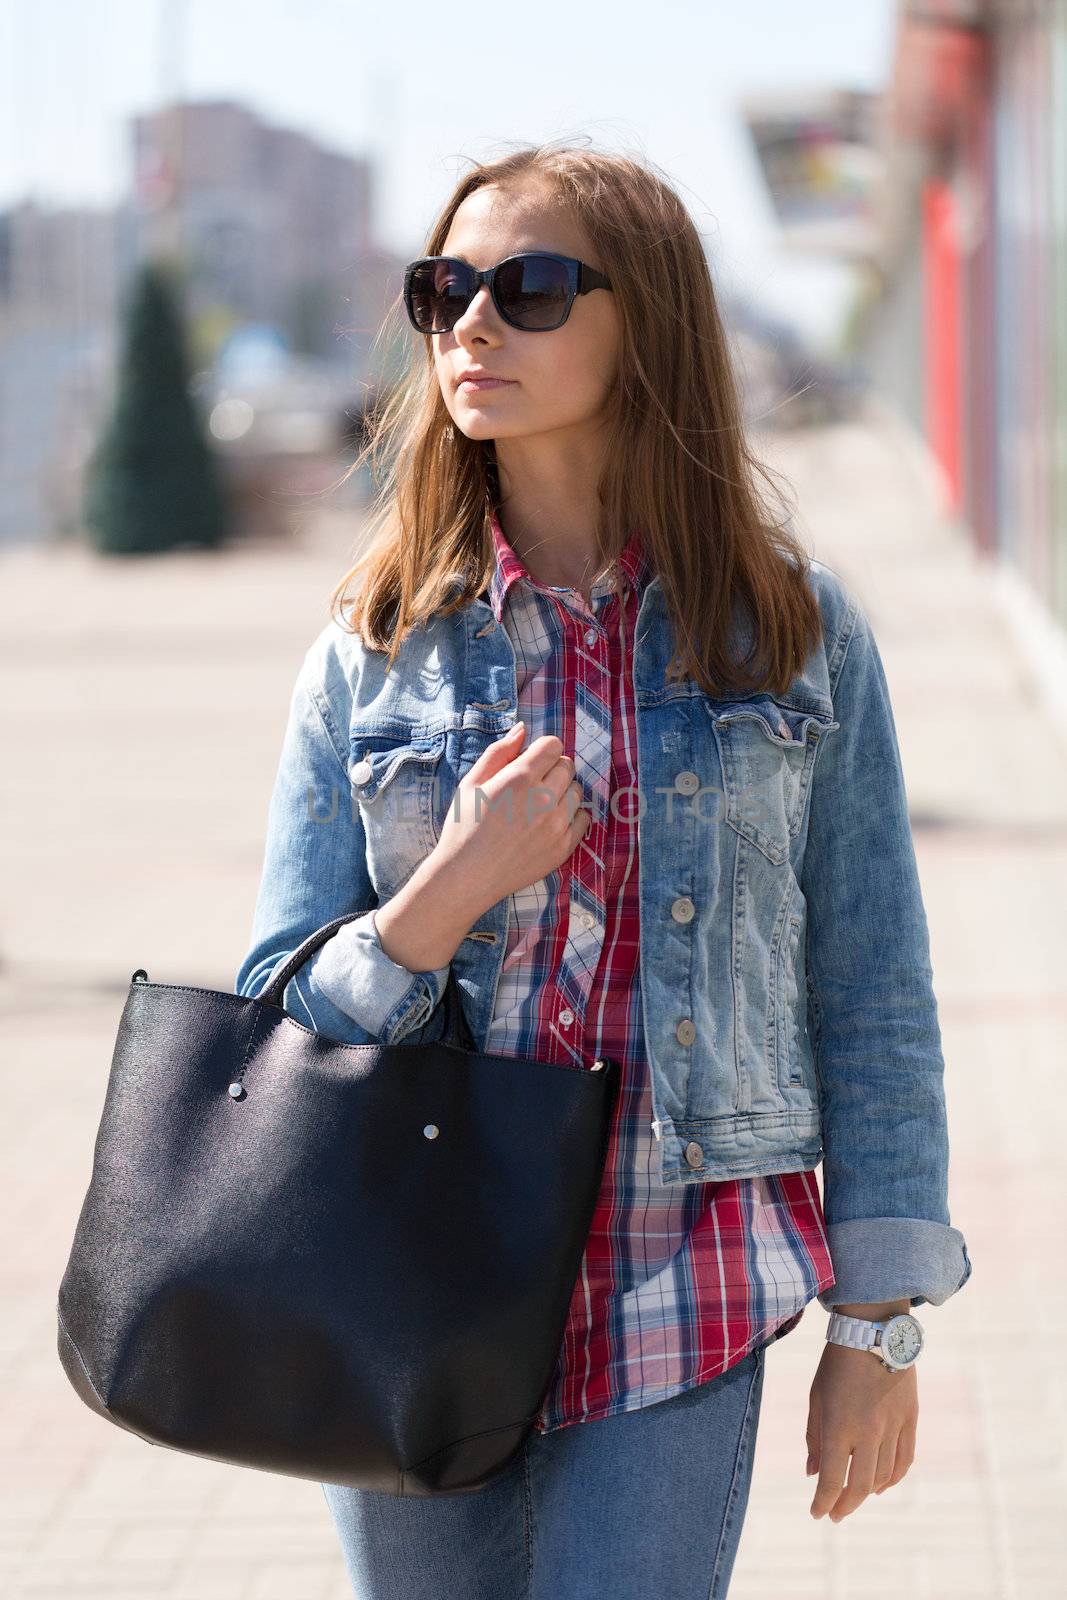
[484,508,836,1434]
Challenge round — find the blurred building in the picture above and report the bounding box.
[0,98,405,546]
[0,202,128,545]
[130,99,399,371]
[863,0,1067,635]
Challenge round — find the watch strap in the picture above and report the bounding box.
[826,1310,881,1350]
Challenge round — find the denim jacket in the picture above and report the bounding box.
[235,556,972,1311]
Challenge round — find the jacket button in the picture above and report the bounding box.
[675,771,700,795]
[676,1018,696,1045]
[349,758,373,786]
[671,896,695,923]
[684,1141,704,1168]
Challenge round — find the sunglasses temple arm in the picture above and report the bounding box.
[578,264,612,294]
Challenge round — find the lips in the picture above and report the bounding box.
[456,373,516,388]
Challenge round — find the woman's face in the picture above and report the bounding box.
[433,185,621,446]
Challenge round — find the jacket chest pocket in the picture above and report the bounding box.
[707,700,839,866]
[348,731,447,896]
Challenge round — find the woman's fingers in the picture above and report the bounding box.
[810,1435,853,1520]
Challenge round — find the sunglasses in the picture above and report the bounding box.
[403,251,613,334]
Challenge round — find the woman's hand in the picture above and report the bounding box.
[431,721,590,915]
[806,1344,918,1522]
[374,723,589,972]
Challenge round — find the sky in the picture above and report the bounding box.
[0,0,895,343]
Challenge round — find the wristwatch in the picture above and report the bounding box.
[825,1309,925,1371]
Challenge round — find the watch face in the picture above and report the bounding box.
[884,1315,923,1366]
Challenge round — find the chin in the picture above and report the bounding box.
[453,418,498,441]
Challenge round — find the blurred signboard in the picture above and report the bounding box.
[740,88,884,259]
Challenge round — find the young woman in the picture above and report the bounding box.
[236,142,972,1598]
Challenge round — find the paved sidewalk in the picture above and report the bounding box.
[2,412,1063,1597]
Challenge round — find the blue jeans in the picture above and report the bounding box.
[321,1341,767,1599]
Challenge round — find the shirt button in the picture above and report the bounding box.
[676,1018,696,1045]
[675,771,700,795]
[349,758,373,785]
[559,1008,575,1026]
[684,1141,704,1169]
[670,896,695,923]
[579,910,595,929]
[584,627,598,646]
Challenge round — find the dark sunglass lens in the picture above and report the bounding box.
[407,260,473,332]
[496,256,570,329]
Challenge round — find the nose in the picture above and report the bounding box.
[453,283,499,338]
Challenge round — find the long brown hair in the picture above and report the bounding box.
[329,139,823,697]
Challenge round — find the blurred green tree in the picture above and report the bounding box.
[83,260,229,555]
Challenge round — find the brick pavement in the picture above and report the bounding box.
[2,412,1062,1596]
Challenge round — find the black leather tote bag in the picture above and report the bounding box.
[56,906,621,1497]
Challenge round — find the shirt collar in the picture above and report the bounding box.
[485,505,653,625]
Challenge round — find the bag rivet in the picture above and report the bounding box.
[228,1082,245,1099]
[423,1124,439,1139]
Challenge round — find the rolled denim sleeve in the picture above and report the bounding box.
[802,594,972,1312]
[234,636,451,1046]
[312,906,452,1044]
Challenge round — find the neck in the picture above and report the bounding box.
[491,436,608,592]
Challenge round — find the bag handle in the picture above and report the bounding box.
[258,906,477,1051]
